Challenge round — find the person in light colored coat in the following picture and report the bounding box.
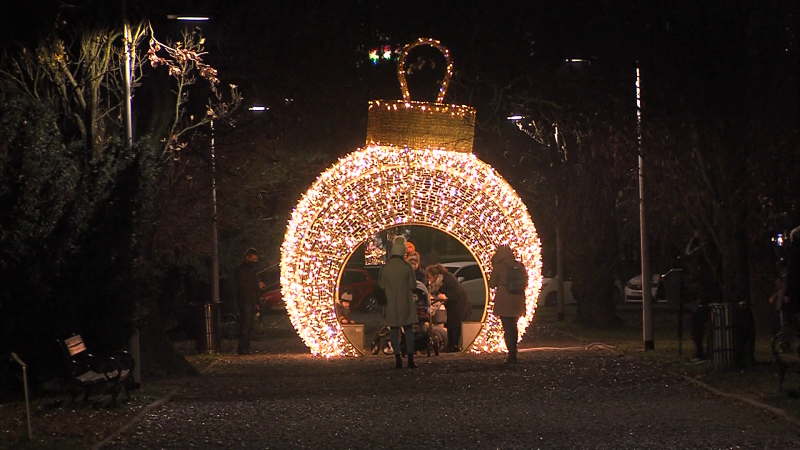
[380,236,418,369]
[489,245,527,363]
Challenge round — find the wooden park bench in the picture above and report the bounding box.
[57,334,135,403]
[771,332,800,391]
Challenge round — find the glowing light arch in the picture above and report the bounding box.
[281,146,542,357]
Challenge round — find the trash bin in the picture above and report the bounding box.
[197,301,221,353]
[708,303,739,370]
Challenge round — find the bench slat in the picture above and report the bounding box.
[65,335,87,356]
[779,354,800,363]
[77,371,108,383]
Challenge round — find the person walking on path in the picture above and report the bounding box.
[489,245,527,364]
[235,248,260,355]
[426,264,472,352]
[380,236,418,369]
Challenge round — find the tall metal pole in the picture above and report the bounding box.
[556,224,565,321]
[553,123,565,321]
[122,1,141,385]
[637,64,654,350]
[123,19,133,148]
[204,119,221,352]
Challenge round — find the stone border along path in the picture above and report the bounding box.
[674,373,800,427]
[92,389,177,450]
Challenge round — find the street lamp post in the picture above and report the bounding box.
[167,13,220,352]
[122,1,141,385]
[204,118,221,353]
[636,63,654,351]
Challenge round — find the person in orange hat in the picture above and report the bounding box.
[405,240,416,258]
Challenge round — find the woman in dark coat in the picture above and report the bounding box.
[380,236,418,369]
[426,264,472,352]
[489,245,527,364]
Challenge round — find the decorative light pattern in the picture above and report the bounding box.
[397,38,453,103]
[364,234,385,266]
[365,100,476,153]
[368,99,475,118]
[281,146,542,357]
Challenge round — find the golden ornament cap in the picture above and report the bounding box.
[366,38,476,153]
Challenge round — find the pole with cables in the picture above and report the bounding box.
[204,119,221,353]
[637,64,654,350]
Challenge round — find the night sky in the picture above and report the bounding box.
[2,1,795,151]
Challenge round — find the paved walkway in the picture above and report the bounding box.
[100,332,800,450]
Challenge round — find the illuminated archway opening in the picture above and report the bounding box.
[336,223,490,349]
[281,146,542,357]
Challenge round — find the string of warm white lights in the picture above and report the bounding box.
[368,100,474,118]
[281,146,542,357]
[397,38,453,103]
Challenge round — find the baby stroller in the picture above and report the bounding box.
[371,281,442,356]
[408,281,440,356]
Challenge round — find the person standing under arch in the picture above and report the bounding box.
[380,236,418,369]
[427,264,472,352]
[489,245,527,364]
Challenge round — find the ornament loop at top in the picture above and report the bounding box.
[397,38,454,103]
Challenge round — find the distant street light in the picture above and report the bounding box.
[167,15,211,21]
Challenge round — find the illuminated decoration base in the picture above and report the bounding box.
[281,146,542,357]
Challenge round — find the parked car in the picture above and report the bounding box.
[442,261,487,310]
[259,285,285,312]
[442,261,484,284]
[443,261,583,310]
[539,278,576,307]
[539,277,624,307]
[624,273,665,303]
[259,268,379,312]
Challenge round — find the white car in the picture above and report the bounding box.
[538,278,576,307]
[442,261,487,311]
[538,277,624,306]
[443,262,573,310]
[624,274,665,303]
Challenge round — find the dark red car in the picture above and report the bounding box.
[260,268,379,312]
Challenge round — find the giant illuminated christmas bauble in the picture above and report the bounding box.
[281,39,542,357]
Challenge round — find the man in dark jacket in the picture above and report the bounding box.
[236,248,260,355]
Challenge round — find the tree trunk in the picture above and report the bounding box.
[139,296,200,379]
[575,278,622,328]
[718,208,751,305]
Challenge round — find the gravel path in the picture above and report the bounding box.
[100,331,800,450]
